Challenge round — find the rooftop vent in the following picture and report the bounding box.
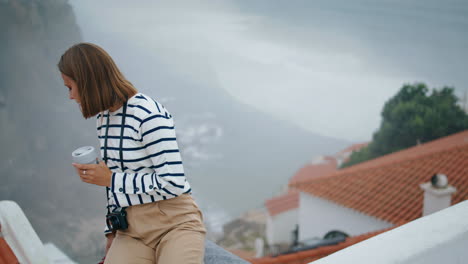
[431,173,448,188]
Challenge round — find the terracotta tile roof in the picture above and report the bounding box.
[336,142,369,156]
[289,162,337,186]
[310,156,337,166]
[249,227,393,264]
[0,228,19,264]
[265,142,371,217]
[0,239,18,264]
[229,249,256,260]
[292,130,468,224]
[265,159,337,217]
[265,190,300,216]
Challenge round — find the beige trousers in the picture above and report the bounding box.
[104,194,206,264]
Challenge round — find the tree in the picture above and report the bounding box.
[342,83,468,168]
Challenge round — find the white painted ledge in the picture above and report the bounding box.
[311,200,468,264]
[0,200,50,264]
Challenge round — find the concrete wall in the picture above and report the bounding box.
[299,192,392,241]
[266,208,298,245]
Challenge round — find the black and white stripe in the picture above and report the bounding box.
[98,93,191,234]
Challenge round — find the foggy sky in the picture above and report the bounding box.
[70,0,468,141]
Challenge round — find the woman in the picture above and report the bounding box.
[58,42,206,263]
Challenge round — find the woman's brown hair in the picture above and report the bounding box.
[57,42,137,119]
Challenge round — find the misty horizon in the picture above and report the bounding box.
[71,0,468,142]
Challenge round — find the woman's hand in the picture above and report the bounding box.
[72,159,112,187]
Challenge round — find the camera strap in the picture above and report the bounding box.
[103,100,128,216]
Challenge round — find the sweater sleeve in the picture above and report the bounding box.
[109,110,187,197]
[103,223,112,235]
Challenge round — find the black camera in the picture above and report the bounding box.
[106,207,129,231]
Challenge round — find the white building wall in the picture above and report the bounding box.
[266,214,274,246]
[266,208,298,245]
[299,192,392,241]
[312,201,468,264]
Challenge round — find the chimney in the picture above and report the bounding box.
[420,174,456,216]
[254,237,264,258]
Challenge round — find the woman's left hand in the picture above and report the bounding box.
[72,159,112,187]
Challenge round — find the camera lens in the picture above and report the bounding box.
[110,215,120,229]
[106,220,113,229]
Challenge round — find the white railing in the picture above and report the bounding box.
[0,200,77,264]
[0,200,50,264]
[311,200,468,264]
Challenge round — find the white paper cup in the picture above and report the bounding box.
[72,146,99,164]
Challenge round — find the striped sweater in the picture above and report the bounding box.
[96,93,190,232]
